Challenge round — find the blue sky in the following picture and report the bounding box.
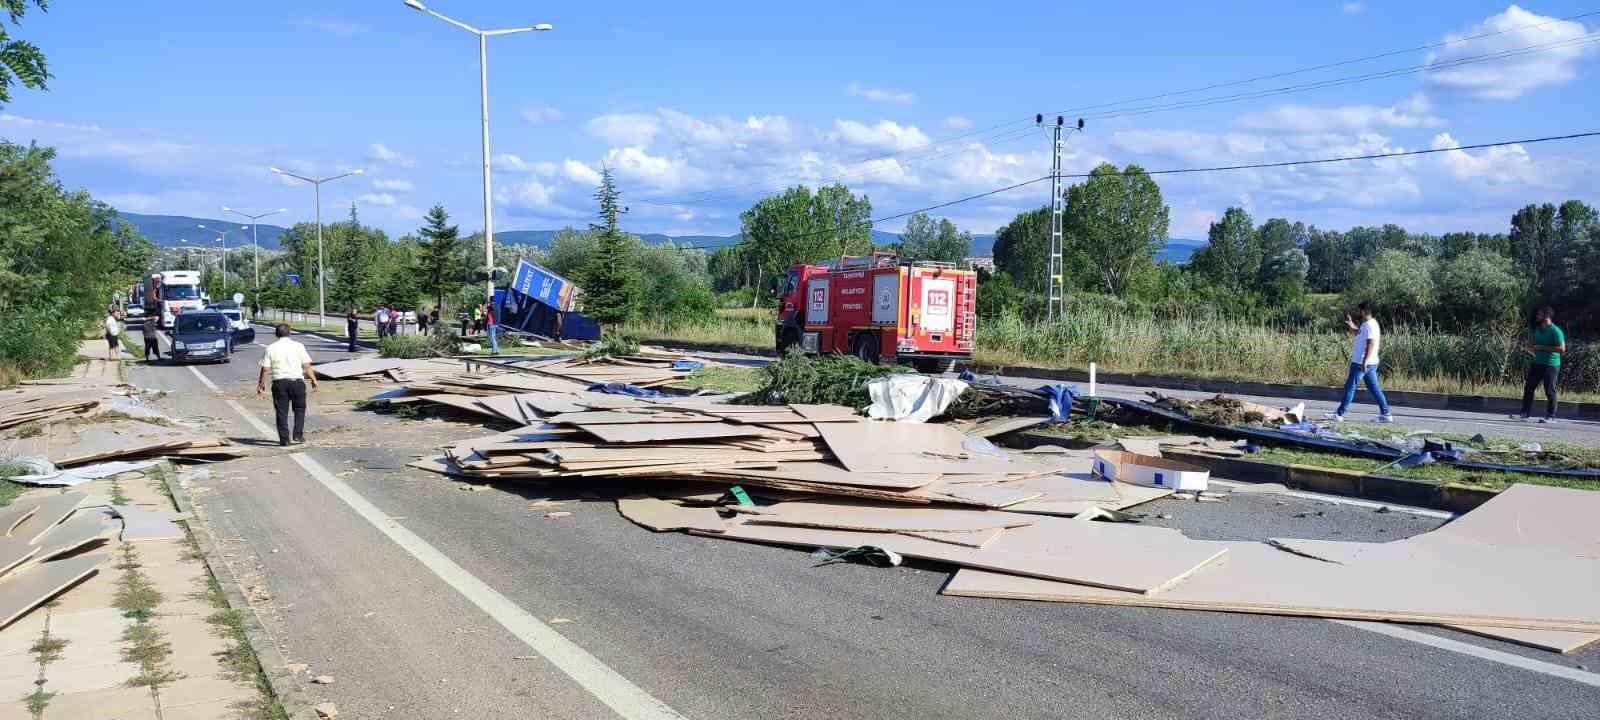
[3,1,1597,241]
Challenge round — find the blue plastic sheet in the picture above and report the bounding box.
[671,360,704,371]
[1039,384,1080,423]
[587,383,666,398]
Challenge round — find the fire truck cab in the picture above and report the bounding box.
[775,253,976,373]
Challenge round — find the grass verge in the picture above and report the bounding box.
[676,366,761,394]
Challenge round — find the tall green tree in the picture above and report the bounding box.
[543,227,596,279]
[1064,163,1169,296]
[898,212,973,264]
[580,168,643,327]
[1190,207,1261,290]
[415,204,464,310]
[0,1,49,107]
[1509,203,1557,302]
[739,183,872,301]
[991,207,1049,294]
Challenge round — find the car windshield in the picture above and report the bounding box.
[223,311,241,321]
[163,285,200,300]
[176,315,228,334]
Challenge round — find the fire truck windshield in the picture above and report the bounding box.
[163,285,200,300]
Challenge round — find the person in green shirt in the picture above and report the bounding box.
[1516,306,1566,423]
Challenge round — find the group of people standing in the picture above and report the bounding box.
[345,305,445,352]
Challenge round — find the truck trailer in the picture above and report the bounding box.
[147,271,205,329]
[775,253,976,373]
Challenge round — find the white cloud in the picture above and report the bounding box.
[1342,2,1365,14]
[496,179,558,209]
[562,159,602,186]
[521,106,563,123]
[603,146,700,190]
[829,120,931,151]
[942,116,974,130]
[371,179,414,192]
[495,153,557,176]
[366,143,415,168]
[846,83,915,104]
[1427,5,1597,100]
[587,113,662,145]
[357,193,397,207]
[292,17,368,36]
[1235,95,1444,133]
[1429,132,1538,185]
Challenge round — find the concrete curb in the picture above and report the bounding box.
[253,320,377,351]
[161,466,321,720]
[1159,447,1496,514]
[1006,432,1496,513]
[981,364,1600,421]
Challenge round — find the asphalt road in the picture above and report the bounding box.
[126,321,1600,719]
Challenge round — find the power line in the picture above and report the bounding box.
[674,129,1600,252]
[1082,32,1600,121]
[638,9,1600,209]
[1050,8,1600,117]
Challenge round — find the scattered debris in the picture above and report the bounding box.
[312,674,335,685]
[314,701,339,719]
[544,511,573,519]
[548,617,573,624]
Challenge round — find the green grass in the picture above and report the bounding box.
[619,315,771,352]
[1248,445,1600,492]
[676,365,761,394]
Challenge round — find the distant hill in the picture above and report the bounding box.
[1158,238,1204,264]
[116,212,289,249]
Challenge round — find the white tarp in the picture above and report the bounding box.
[866,374,969,423]
[6,459,160,487]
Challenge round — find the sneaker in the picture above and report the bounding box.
[1538,417,1553,424]
[1321,412,1344,423]
[1374,414,1395,424]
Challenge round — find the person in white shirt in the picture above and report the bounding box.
[103,311,122,360]
[256,324,318,446]
[1325,301,1393,424]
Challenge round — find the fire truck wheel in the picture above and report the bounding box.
[913,358,956,375]
[851,333,879,364]
[777,327,800,354]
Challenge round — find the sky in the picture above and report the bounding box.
[2,1,1598,242]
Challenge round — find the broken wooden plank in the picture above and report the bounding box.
[9,492,88,545]
[616,496,734,532]
[0,554,105,630]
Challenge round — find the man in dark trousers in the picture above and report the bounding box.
[1515,306,1566,423]
[141,316,161,362]
[256,324,317,446]
[345,308,360,352]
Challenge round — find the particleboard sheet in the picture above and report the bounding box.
[476,395,532,424]
[0,500,40,537]
[516,392,589,416]
[789,404,862,422]
[9,492,88,545]
[734,500,1036,533]
[616,496,733,532]
[577,422,771,444]
[1429,483,1600,559]
[816,422,1044,476]
[1004,477,1173,516]
[548,411,710,425]
[902,527,1007,548]
[0,554,104,629]
[27,513,112,562]
[0,539,39,578]
[108,505,186,542]
[701,516,1226,594]
[943,539,1600,632]
[948,415,1052,439]
[921,484,1043,508]
[711,462,935,490]
[417,394,514,421]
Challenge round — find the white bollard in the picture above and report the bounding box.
[1089,362,1097,397]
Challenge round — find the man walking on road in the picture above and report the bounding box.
[374,306,390,340]
[141,316,160,362]
[1325,301,1393,424]
[256,324,317,447]
[103,309,121,361]
[1515,306,1566,423]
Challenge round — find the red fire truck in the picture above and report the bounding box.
[775,253,977,373]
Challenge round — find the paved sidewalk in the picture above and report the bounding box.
[0,470,258,719]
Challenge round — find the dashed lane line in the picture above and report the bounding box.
[1333,621,1600,689]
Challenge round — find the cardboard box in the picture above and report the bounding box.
[1093,450,1209,492]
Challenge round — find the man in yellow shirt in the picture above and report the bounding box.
[256,324,317,446]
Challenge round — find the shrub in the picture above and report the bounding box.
[377,334,428,359]
[582,335,640,360]
[737,349,907,407]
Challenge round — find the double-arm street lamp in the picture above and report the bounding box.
[222,206,288,294]
[403,0,553,302]
[270,167,364,327]
[197,224,247,298]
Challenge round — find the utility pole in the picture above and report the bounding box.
[1037,114,1083,324]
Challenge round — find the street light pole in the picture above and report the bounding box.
[196,225,243,299]
[270,168,363,327]
[404,0,552,302]
[223,206,287,295]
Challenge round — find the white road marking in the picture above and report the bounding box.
[1209,479,1455,520]
[288,453,687,720]
[186,365,220,392]
[1332,620,1600,688]
[175,352,687,719]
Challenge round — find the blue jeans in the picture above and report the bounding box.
[1336,363,1390,416]
[487,325,499,355]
